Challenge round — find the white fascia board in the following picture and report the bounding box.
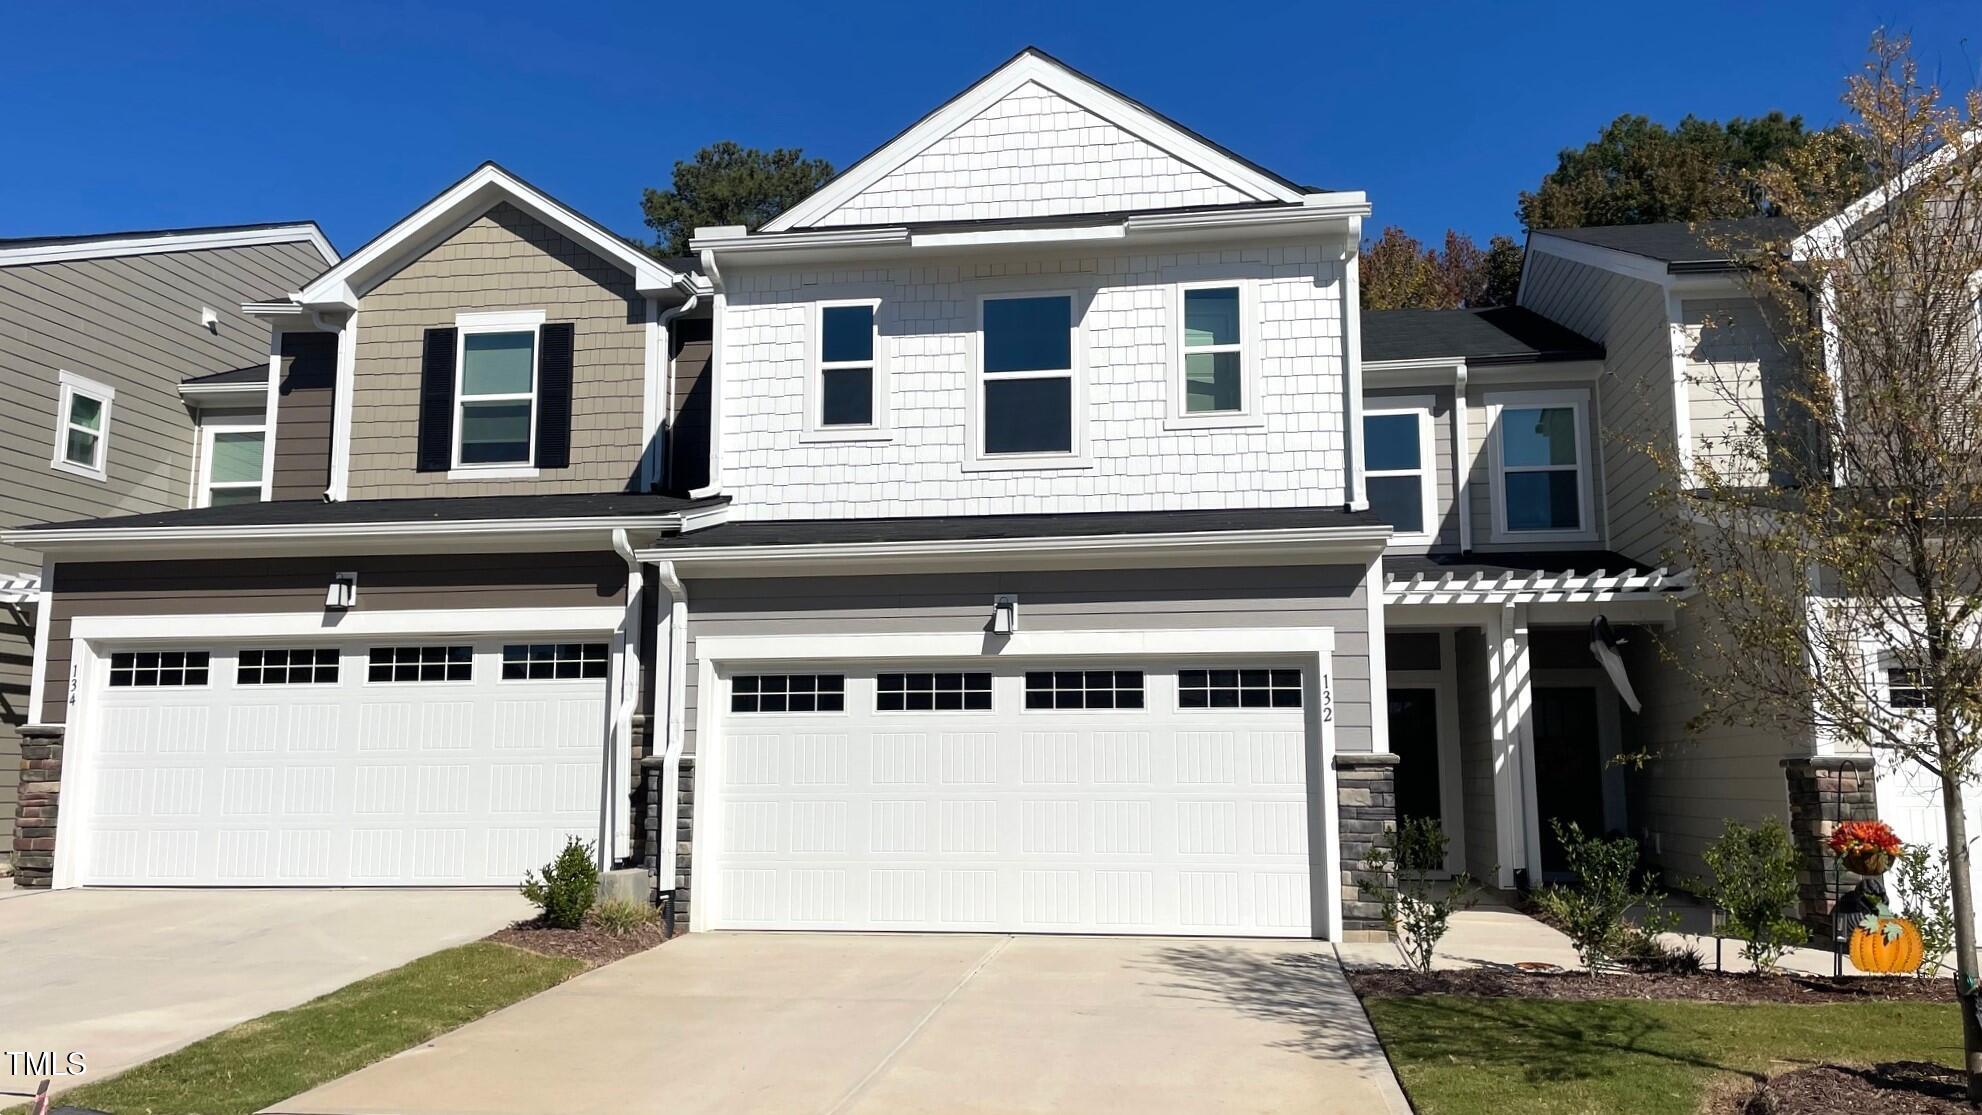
[177,382,270,406]
[1793,127,1981,260]
[0,223,338,270]
[1363,358,1466,386]
[7,514,690,557]
[637,524,1392,576]
[761,51,1305,234]
[241,301,306,317]
[911,224,1127,249]
[693,625,1335,664]
[297,164,685,306]
[1525,233,1674,285]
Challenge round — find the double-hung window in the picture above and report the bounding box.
[810,300,883,436]
[1174,282,1250,422]
[1363,398,1435,541]
[977,293,1078,462]
[1489,389,1594,539]
[52,370,115,482]
[199,425,266,507]
[455,311,541,470]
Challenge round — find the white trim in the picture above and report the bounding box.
[451,312,543,472]
[24,564,52,724]
[196,423,270,508]
[759,50,1304,234]
[0,223,336,270]
[802,297,891,442]
[684,625,1342,940]
[260,328,282,498]
[653,561,689,901]
[50,370,115,482]
[1666,289,1698,488]
[1366,551,1389,754]
[965,289,1092,472]
[1344,247,1367,511]
[327,312,357,500]
[1453,366,1472,551]
[1362,395,1437,545]
[1165,279,1262,430]
[0,570,41,603]
[1387,565,1688,606]
[689,283,727,499]
[296,164,685,307]
[69,606,624,643]
[446,466,540,481]
[1525,234,1674,284]
[1793,127,1982,260]
[1484,387,1598,544]
[11,513,697,552]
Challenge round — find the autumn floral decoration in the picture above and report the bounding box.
[1828,819,1903,876]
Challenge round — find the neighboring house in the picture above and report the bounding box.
[0,223,337,874]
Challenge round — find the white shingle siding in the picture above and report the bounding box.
[718,243,1348,519]
[808,82,1259,228]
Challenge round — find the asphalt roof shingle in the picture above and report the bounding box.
[1361,306,1603,365]
[1533,217,1796,271]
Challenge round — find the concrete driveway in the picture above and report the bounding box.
[273,932,1410,1115]
[0,887,529,1099]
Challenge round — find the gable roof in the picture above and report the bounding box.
[1794,126,1982,259]
[1361,306,1604,366]
[760,47,1315,233]
[0,221,336,269]
[294,162,699,310]
[1532,218,1794,273]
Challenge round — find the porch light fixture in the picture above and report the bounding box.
[991,594,1018,635]
[326,572,358,610]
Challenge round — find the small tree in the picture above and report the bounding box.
[1365,816,1482,972]
[1359,227,1522,310]
[1533,820,1673,973]
[520,837,599,930]
[641,141,836,257]
[1893,842,1959,977]
[1700,817,1807,972]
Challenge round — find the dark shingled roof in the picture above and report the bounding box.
[181,365,269,387]
[1386,550,1656,578]
[654,504,1384,549]
[26,492,726,532]
[0,220,327,249]
[1534,217,1796,272]
[1361,306,1603,366]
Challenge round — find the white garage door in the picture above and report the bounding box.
[75,637,609,886]
[705,662,1316,936]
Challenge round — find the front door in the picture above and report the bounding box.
[1388,688,1443,829]
[1534,685,1608,877]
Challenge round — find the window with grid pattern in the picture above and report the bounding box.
[731,674,845,713]
[877,672,992,711]
[367,645,473,683]
[1023,670,1144,710]
[108,651,210,688]
[501,643,609,681]
[1178,668,1302,709]
[238,648,339,685]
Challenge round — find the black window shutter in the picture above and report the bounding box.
[536,322,575,469]
[417,328,458,472]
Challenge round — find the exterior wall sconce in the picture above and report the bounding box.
[992,593,1018,635]
[326,572,358,610]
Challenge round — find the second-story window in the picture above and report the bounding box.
[1364,399,1434,541]
[1489,389,1593,538]
[980,294,1075,458]
[201,426,266,507]
[51,370,115,482]
[1181,284,1243,414]
[817,302,879,429]
[456,323,537,467]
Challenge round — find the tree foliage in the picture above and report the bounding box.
[1519,111,1870,231]
[1360,226,1523,310]
[641,141,836,257]
[1652,33,1982,1094]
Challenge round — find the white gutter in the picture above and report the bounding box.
[608,529,643,869]
[652,560,690,902]
[654,287,702,491]
[638,523,1394,568]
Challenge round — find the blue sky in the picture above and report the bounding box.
[4,1,1976,256]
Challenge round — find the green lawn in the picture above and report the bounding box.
[14,941,582,1115]
[1363,995,1964,1115]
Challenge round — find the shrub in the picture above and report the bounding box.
[1892,843,1957,977]
[589,898,659,938]
[1364,816,1483,973]
[520,837,599,929]
[1700,817,1807,973]
[1531,820,1674,974]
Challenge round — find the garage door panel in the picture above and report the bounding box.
[76,639,609,887]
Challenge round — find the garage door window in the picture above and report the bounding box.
[732,674,845,713]
[1024,670,1144,710]
[501,643,608,681]
[367,645,473,683]
[238,648,339,685]
[1179,668,1302,709]
[877,671,992,711]
[109,650,210,688]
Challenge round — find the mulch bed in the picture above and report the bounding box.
[485,916,672,968]
[1349,967,1955,1004]
[1726,1061,1969,1114]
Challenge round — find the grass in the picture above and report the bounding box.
[14,941,582,1115]
[1364,995,1964,1115]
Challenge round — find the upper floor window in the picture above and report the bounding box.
[1364,398,1434,542]
[1488,389,1595,540]
[52,370,115,482]
[977,293,1078,462]
[809,300,884,437]
[1174,283,1250,423]
[200,426,266,507]
[456,317,538,468]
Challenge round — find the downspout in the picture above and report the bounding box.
[689,247,725,500]
[652,560,690,907]
[608,528,643,870]
[1453,362,1472,552]
[1343,217,1367,511]
[654,283,701,491]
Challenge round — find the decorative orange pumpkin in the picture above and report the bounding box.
[1850,915,1926,974]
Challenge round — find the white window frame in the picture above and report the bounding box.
[1166,279,1262,430]
[1486,387,1597,543]
[196,423,269,508]
[802,297,889,443]
[964,289,1092,472]
[51,370,115,482]
[450,309,544,479]
[1363,395,1437,545]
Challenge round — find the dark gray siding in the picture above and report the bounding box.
[670,315,713,492]
[270,330,338,501]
